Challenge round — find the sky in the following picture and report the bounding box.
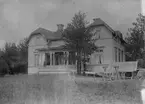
[0,0,142,48]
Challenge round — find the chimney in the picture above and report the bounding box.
[92,18,104,25]
[93,18,100,22]
[57,24,64,31]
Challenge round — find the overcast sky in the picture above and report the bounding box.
[0,0,141,48]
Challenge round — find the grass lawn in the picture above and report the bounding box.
[0,74,143,104]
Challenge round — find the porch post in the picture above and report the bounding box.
[63,51,65,65]
[40,53,42,66]
[41,53,45,66]
[50,52,52,65]
[67,51,69,65]
[53,52,55,65]
[64,52,66,65]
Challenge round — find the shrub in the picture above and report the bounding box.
[0,58,9,76]
[11,62,27,74]
[137,59,145,68]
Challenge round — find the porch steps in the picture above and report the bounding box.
[38,71,70,74]
[38,69,77,74]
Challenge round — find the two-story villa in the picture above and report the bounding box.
[89,18,126,65]
[27,18,126,74]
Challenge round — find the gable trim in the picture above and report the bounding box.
[28,33,47,46]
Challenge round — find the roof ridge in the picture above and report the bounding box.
[29,27,63,41]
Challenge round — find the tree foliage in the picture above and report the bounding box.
[0,37,28,75]
[0,56,9,76]
[125,13,145,61]
[17,37,28,63]
[62,11,98,74]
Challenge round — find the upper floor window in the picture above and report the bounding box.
[114,47,117,62]
[118,49,121,62]
[121,50,124,62]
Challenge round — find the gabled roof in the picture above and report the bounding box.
[28,27,63,43]
[88,18,126,45]
[28,18,127,45]
[88,18,114,33]
[31,27,63,39]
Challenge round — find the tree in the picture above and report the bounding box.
[0,37,29,74]
[125,13,145,61]
[0,50,9,76]
[62,11,98,74]
[16,37,28,73]
[17,37,28,63]
[2,43,19,66]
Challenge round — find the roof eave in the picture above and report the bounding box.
[28,33,41,43]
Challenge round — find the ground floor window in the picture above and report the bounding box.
[99,54,103,64]
[118,49,121,62]
[114,47,117,62]
[122,50,124,62]
[95,53,104,64]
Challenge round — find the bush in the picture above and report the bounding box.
[137,59,145,68]
[0,58,9,76]
[11,62,27,74]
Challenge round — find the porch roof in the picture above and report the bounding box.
[36,46,75,52]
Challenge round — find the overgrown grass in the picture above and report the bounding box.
[76,76,143,104]
[0,74,70,104]
[0,74,143,104]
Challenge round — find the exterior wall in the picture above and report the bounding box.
[88,26,126,73]
[28,25,126,74]
[28,34,48,74]
[112,37,125,62]
[28,67,39,74]
[28,34,74,74]
[90,26,114,64]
